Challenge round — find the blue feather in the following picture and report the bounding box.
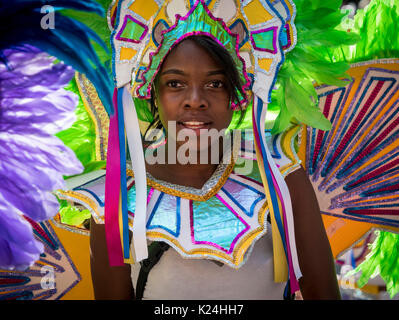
[0,0,114,115]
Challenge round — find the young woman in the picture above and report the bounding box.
[89,34,340,300]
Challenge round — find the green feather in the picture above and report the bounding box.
[271,82,292,134]
[284,76,332,130]
[56,77,99,175]
[328,0,399,62]
[270,0,359,134]
[348,230,399,298]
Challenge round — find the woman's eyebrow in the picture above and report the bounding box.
[160,69,226,76]
[160,68,185,76]
[206,70,225,76]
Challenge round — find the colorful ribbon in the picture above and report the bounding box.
[252,94,302,291]
[104,85,148,266]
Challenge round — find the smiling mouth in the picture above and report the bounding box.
[178,121,211,130]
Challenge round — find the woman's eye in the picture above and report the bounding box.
[208,80,224,88]
[166,80,182,88]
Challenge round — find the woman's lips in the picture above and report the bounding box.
[177,121,212,135]
[179,121,211,129]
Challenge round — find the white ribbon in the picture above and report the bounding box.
[122,84,148,262]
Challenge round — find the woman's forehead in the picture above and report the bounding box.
[160,39,224,73]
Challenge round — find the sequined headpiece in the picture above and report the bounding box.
[110,0,296,101]
[106,0,301,291]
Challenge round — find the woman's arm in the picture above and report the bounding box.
[285,166,341,299]
[89,217,135,300]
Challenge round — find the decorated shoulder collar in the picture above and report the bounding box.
[56,126,301,268]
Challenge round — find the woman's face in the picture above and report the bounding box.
[155,38,233,148]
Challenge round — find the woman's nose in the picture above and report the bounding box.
[183,85,208,109]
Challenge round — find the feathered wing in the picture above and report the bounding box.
[299,0,399,298]
[0,0,113,271]
[0,47,83,270]
[303,59,399,249]
[0,0,113,115]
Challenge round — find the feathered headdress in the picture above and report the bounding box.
[99,0,349,291]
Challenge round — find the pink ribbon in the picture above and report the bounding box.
[104,88,124,266]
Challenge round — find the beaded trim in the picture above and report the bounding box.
[75,72,109,161]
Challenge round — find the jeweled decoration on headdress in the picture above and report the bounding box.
[110,0,297,103]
